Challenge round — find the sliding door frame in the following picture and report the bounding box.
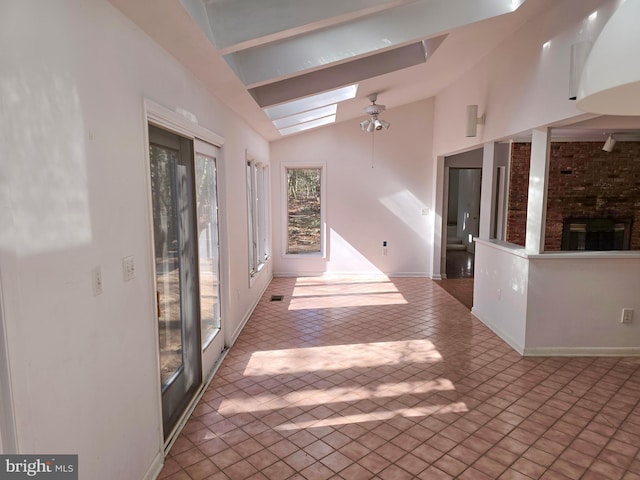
[0,266,17,453]
[143,99,229,451]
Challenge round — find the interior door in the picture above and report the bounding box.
[149,125,202,441]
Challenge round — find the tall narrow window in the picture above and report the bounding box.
[256,165,269,264]
[247,161,256,275]
[247,156,270,278]
[285,167,323,254]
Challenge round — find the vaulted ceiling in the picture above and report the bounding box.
[110,0,558,141]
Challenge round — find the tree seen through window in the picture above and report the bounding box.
[287,168,321,254]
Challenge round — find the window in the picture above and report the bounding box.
[285,166,324,255]
[247,154,270,278]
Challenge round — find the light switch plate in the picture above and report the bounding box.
[92,267,103,296]
[123,256,136,281]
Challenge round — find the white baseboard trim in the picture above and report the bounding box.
[471,308,525,355]
[230,276,272,346]
[273,271,323,277]
[471,308,640,357]
[144,451,164,480]
[431,274,443,280]
[387,272,430,277]
[523,347,640,357]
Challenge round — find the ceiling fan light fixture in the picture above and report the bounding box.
[360,93,390,133]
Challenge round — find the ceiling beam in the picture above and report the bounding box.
[222,0,526,87]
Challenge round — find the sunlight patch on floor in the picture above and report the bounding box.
[275,402,469,431]
[243,339,442,377]
[288,278,407,309]
[217,378,455,416]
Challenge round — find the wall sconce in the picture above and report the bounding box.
[465,104,485,137]
[602,135,616,152]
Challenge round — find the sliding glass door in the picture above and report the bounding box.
[149,125,202,440]
[148,124,225,442]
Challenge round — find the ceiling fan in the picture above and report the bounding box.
[360,93,390,132]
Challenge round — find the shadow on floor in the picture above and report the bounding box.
[434,278,474,310]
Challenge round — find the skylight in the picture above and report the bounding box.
[264,85,358,136]
[272,104,337,129]
[277,115,337,137]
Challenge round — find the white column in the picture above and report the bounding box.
[431,156,445,279]
[525,128,551,254]
[479,142,497,239]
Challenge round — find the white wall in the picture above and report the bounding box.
[472,241,528,353]
[525,256,640,354]
[0,1,269,478]
[433,0,622,155]
[473,242,640,356]
[270,99,435,276]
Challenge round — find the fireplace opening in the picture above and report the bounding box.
[561,218,632,251]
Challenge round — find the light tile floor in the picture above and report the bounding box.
[159,276,640,480]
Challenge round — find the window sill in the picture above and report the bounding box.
[283,252,325,259]
[249,257,271,287]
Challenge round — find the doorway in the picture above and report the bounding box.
[445,168,481,279]
[148,124,226,444]
[149,125,202,440]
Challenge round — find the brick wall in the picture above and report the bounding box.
[506,142,640,251]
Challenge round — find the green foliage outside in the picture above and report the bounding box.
[287,168,321,253]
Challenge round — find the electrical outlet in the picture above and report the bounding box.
[123,256,136,281]
[621,308,633,324]
[92,267,103,296]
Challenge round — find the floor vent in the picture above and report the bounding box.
[270,295,284,302]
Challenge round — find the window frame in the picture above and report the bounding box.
[246,152,270,283]
[281,163,326,258]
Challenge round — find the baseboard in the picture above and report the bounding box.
[390,272,430,277]
[273,271,323,277]
[230,277,271,346]
[431,274,443,280]
[471,308,525,355]
[523,347,640,357]
[143,451,164,480]
[471,309,640,357]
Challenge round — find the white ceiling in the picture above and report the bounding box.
[109,0,571,142]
